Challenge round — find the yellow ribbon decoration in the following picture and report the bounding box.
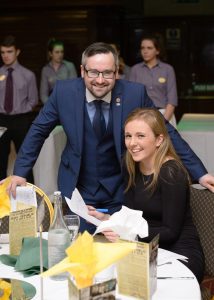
[42,231,136,288]
[0,177,11,218]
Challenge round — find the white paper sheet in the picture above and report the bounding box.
[158,248,188,265]
[10,186,37,211]
[65,188,101,226]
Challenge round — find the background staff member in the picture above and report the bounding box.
[40,38,77,104]
[0,35,38,182]
[129,34,177,127]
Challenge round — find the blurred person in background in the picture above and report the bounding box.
[40,38,77,104]
[110,43,130,80]
[129,34,177,127]
[0,35,38,182]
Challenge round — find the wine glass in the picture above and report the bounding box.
[64,215,80,242]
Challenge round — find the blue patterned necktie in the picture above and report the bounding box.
[93,100,106,140]
[4,68,14,114]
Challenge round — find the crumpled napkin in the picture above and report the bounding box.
[0,177,11,218]
[42,231,136,288]
[0,237,48,277]
[94,206,148,241]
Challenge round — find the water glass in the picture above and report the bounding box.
[64,215,80,242]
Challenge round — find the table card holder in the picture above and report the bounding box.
[11,279,27,299]
[116,234,159,300]
[68,278,117,300]
[9,207,37,255]
[9,186,37,256]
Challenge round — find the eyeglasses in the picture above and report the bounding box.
[84,67,116,79]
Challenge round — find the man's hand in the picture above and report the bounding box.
[199,174,214,193]
[7,175,27,198]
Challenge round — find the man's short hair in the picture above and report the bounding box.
[1,35,19,49]
[81,42,119,68]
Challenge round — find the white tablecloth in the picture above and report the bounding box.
[33,126,66,197]
[7,126,66,197]
[0,240,201,300]
[178,113,214,175]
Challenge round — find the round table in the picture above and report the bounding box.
[0,236,201,300]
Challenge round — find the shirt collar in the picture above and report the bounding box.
[142,59,160,68]
[2,61,19,71]
[85,88,111,104]
[48,60,65,68]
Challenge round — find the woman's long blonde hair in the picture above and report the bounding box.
[124,108,189,192]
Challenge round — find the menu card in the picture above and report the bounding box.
[68,278,116,300]
[11,279,27,299]
[9,186,37,256]
[116,235,159,300]
[9,207,37,255]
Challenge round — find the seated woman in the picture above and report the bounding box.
[89,108,204,283]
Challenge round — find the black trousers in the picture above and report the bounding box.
[0,112,34,182]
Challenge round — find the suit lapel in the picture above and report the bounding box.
[112,81,123,161]
[74,80,85,154]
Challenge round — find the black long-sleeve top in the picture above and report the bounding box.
[124,160,198,248]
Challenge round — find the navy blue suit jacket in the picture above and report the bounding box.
[14,78,206,198]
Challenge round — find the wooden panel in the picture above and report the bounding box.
[0,9,92,88]
[0,0,122,8]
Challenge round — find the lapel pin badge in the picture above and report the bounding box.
[0,74,6,81]
[116,97,121,106]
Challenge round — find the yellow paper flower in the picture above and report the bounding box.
[0,177,11,218]
[42,231,136,288]
[0,280,11,300]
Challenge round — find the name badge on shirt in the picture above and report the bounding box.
[0,74,6,81]
[158,77,166,83]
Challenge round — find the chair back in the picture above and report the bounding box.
[27,182,54,231]
[0,183,53,233]
[190,185,214,277]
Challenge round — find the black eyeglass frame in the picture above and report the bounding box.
[84,67,116,79]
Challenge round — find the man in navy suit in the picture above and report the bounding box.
[7,42,214,232]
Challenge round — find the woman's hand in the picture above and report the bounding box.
[87,206,120,242]
[102,230,120,242]
[87,205,110,221]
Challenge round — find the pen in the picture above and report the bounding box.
[157,276,194,280]
[96,208,109,213]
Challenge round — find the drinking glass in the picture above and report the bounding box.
[64,215,80,242]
